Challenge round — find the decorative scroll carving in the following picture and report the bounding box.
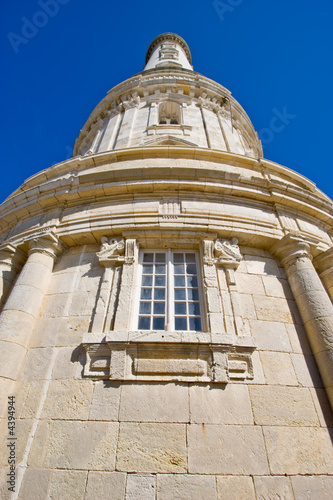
[97,237,125,267]
[214,237,242,266]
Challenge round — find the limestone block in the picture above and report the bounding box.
[0,418,33,467]
[29,317,61,348]
[253,476,293,500]
[19,347,54,380]
[51,347,79,379]
[235,273,265,295]
[126,474,156,500]
[262,275,293,299]
[291,353,323,388]
[216,476,256,500]
[157,474,217,500]
[189,384,253,424]
[253,296,293,323]
[3,284,44,317]
[295,290,333,324]
[29,420,119,470]
[303,316,333,354]
[245,255,281,277]
[310,388,333,427]
[119,382,189,422]
[249,320,291,352]
[249,386,319,426]
[68,291,91,317]
[188,424,269,474]
[46,272,78,294]
[89,381,121,421]
[48,470,88,500]
[42,379,93,420]
[57,316,91,346]
[17,468,52,500]
[247,350,266,384]
[42,293,69,318]
[14,380,44,419]
[286,323,312,354]
[260,352,298,385]
[116,422,187,473]
[85,471,126,500]
[263,426,333,474]
[291,475,333,500]
[0,378,14,418]
[237,293,257,319]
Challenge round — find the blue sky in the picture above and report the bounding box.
[1,0,332,203]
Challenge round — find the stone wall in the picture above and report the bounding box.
[1,245,332,499]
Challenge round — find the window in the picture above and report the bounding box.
[159,102,181,125]
[137,250,203,331]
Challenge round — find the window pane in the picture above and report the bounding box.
[139,302,151,314]
[186,264,197,275]
[141,288,152,300]
[189,317,202,331]
[175,317,187,330]
[187,276,198,287]
[174,264,185,274]
[143,253,153,263]
[154,288,165,300]
[142,275,153,286]
[155,253,166,263]
[155,264,166,275]
[155,276,165,287]
[188,302,200,315]
[185,253,196,263]
[143,265,153,274]
[187,288,199,300]
[173,253,184,263]
[153,317,165,330]
[175,302,186,315]
[154,302,165,314]
[138,316,150,329]
[174,276,185,287]
[174,288,186,300]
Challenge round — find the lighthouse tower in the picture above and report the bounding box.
[1,33,333,499]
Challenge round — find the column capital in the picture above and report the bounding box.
[0,244,26,270]
[313,247,333,274]
[28,232,62,260]
[272,233,312,267]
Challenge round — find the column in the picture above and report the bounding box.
[274,234,333,409]
[0,244,25,311]
[313,247,333,302]
[0,233,61,380]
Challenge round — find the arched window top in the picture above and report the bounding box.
[159,101,181,125]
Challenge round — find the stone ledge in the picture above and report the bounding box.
[81,331,256,383]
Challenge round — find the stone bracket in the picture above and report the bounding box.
[81,332,256,383]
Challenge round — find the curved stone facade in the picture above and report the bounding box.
[1,34,333,499]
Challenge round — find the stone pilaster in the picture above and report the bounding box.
[273,234,333,409]
[313,247,333,302]
[0,233,61,380]
[113,239,138,331]
[0,244,25,312]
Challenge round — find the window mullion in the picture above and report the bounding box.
[166,248,173,331]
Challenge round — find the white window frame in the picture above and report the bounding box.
[132,249,205,332]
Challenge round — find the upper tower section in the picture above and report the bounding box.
[144,33,193,71]
[73,34,262,158]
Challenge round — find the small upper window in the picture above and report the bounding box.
[159,102,181,125]
[136,250,203,332]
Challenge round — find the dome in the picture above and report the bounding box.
[73,34,262,158]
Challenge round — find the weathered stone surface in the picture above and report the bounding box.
[310,387,333,427]
[29,420,119,470]
[260,351,298,385]
[216,476,256,500]
[0,378,14,418]
[291,353,323,387]
[157,474,217,499]
[237,293,257,319]
[20,347,54,380]
[116,422,187,473]
[291,475,333,500]
[126,474,156,500]
[42,379,93,419]
[286,323,312,354]
[51,346,79,379]
[85,471,126,500]
[253,476,294,500]
[189,384,253,424]
[0,418,33,467]
[249,320,291,352]
[188,424,269,474]
[48,470,87,500]
[17,468,52,500]
[245,256,281,277]
[253,295,293,323]
[262,275,293,298]
[263,426,333,474]
[249,386,319,426]
[234,273,265,295]
[119,382,189,422]
[89,381,121,420]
